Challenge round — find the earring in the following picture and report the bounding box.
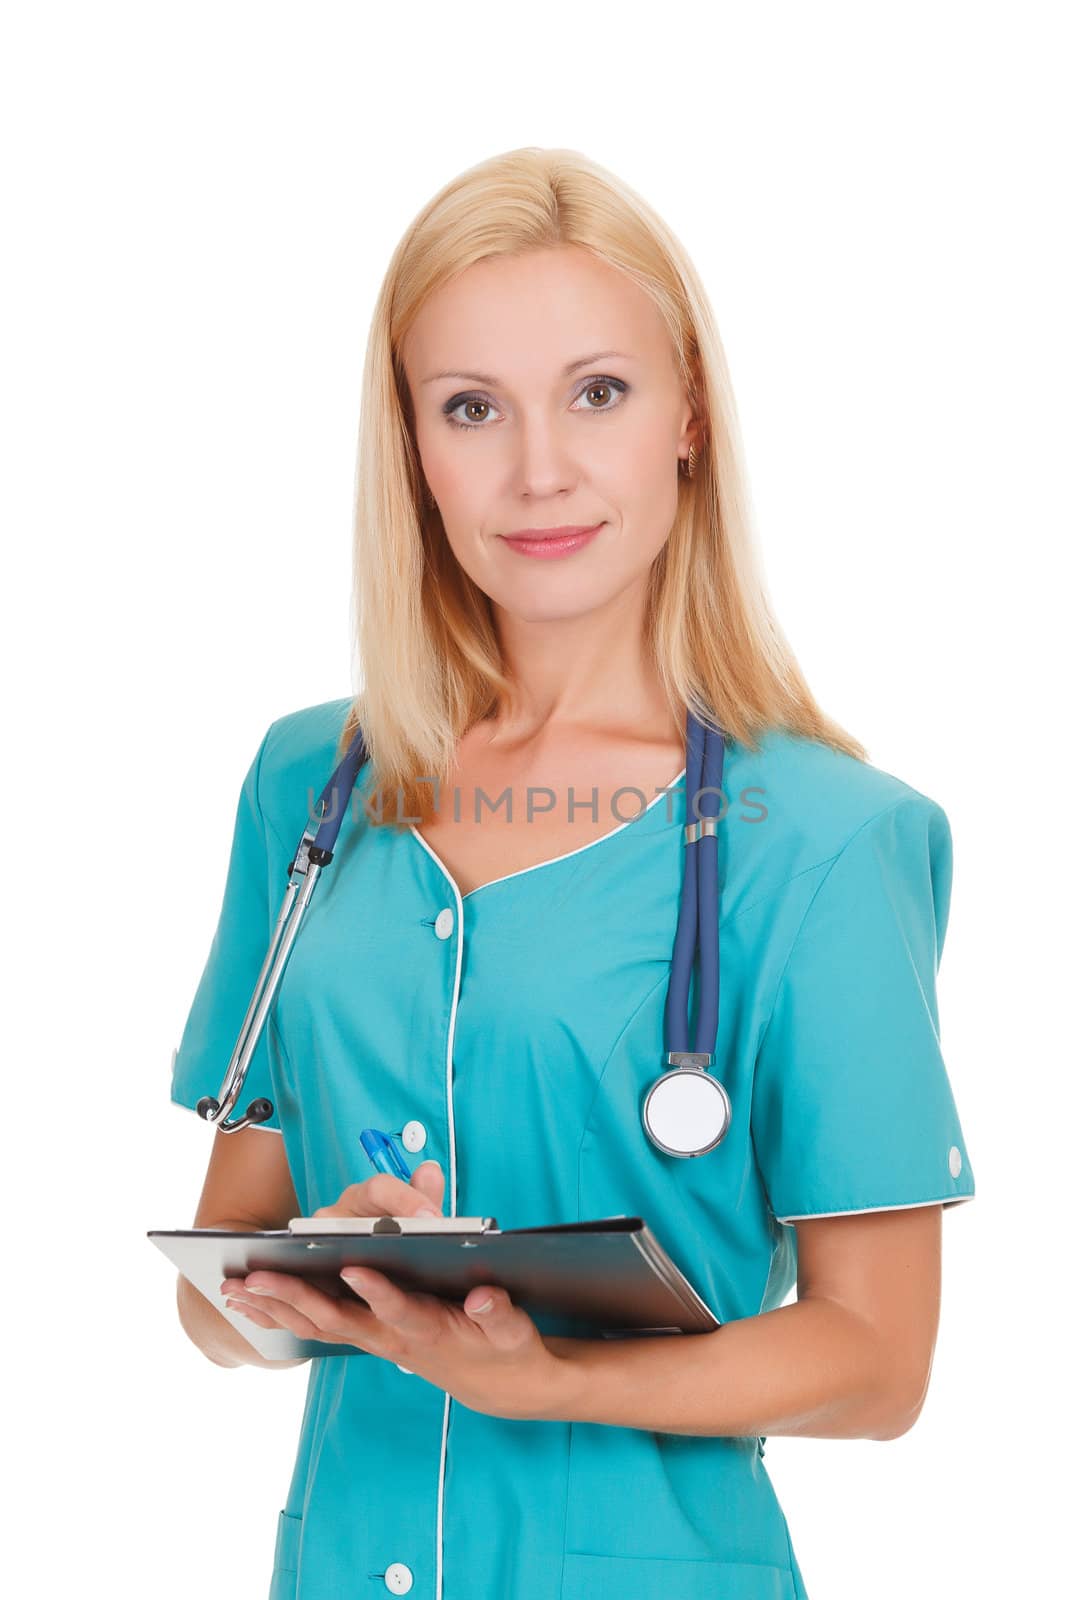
[683,442,699,478]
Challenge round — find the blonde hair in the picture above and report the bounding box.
[339,145,867,826]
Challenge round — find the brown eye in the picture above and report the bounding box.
[443,394,500,431]
[574,377,628,415]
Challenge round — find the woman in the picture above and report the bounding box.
[171,147,976,1600]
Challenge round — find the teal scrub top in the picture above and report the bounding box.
[171,696,976,1600]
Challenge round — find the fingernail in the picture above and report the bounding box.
[468,1295,494,1314]
[415,1206,440,1218]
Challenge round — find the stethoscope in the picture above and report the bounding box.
[196,707,731,1159]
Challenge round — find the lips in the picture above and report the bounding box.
[498,522,605,559]
[502,524,602,541]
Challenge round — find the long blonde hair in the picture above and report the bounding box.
[339,145,867,827]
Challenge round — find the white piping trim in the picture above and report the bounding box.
[776,1192,975,1224]
[409,765,684,1598]
[406,827,466,1600]
[434,1394,450,1600]
[169,1098,282,1131]
[409,766,687,901]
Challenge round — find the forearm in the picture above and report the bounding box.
[175,1227,309,1370]
[543,1297,917,1442]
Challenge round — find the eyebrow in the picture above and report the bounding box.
[420,350,634,387]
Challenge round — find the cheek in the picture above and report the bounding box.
[424,450,501,553]
[602,426,680,561]
[412,404,479,504]
[418,430,466,504]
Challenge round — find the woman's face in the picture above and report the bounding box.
[401,245,700,624]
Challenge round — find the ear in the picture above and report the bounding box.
[678,409,703,469]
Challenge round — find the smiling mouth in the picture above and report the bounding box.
[497,523,605,559]
[500,523,604,540]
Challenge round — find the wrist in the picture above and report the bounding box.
[536,1335,594,1423]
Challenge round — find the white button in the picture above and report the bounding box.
[401,1120,427,1152]
[396,1363,413,1375]
[384,1563,413,1594]
[948,1145,962,1178]
[434,908,454,939]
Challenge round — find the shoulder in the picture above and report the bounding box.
[253,695,355,844]
[724,726,950,902]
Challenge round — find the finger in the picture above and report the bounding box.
[221,1278,282,1328]
[226,1296,281,1329]
[221,1276,253,1296]
[409,1159,445,1212]
[237,1292,341,1343]
[314,1170,442,1222]
[242,1271,385,1351]
[462,1285,534,1352]
[340,1266,442,1340]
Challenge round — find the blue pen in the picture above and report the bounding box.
[359,1127,412,1181]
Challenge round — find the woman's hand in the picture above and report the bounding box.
[219,1161,575,1422]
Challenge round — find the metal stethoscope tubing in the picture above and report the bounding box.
[197,709,728,1151]
[196,725,369,1132]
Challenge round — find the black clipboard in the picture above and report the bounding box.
[149,1214,721,1360]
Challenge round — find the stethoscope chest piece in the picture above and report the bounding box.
[642,1056,732,1158]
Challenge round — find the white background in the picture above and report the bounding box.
[3,2,1061,1595]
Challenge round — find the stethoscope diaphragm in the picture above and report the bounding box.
[642,1063,732,1158]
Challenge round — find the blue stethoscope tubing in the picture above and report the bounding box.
[197,708,730,1158]
[644,710,731,1157]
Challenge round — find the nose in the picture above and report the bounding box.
[511,412,582,500]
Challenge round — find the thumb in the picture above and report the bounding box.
[463,1285,532,1351]
[410,1159,445,1212]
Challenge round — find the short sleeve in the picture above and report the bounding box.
[169,725,282,1132]
[751,794,975,1224]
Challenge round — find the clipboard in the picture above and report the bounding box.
[149,1213,722,1360]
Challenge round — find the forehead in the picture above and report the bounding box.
[402,246,675,383]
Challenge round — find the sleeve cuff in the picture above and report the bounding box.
[775,1189,975,1225]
